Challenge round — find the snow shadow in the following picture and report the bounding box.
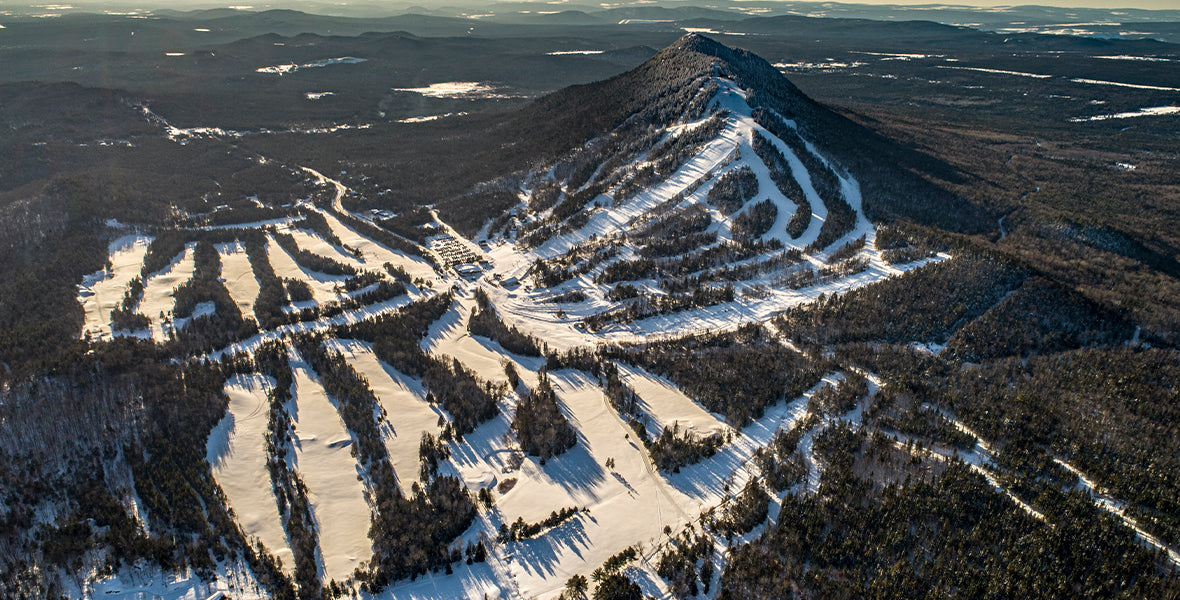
[380,561,504,600]
[528,440,608,501]
[511,516,594,579]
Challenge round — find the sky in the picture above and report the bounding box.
[9,0,1179,15]
[828,0,1179,9]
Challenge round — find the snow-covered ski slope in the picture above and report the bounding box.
[75,205,437,343]
[79,60,1177,600]
[482,75,945,348]
[530,79,856,257]
[75,75,955,598]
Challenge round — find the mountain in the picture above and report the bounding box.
[395,33,989,239]
[1,31,1178,600]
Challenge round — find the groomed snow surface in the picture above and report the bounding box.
[78,234,152,341]
[288,362,373,584]
[481,75,941,348]
[135,243,198,342]
[207,374,294,570]
[325,339,446,489]
[218,241,261,322]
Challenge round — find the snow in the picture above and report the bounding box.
[305,91,335,100]
[135,243,198,342]
[89,559,270,600]
[612,363,726,439]
[1053,457,1180,566]
[315,208,437,283]
[908,405,1048,522]
[285,226,366,270]
[496,369,695,598]
[369,563,506,600]
[324,339,446,489]
[288,362,373,584]
[420,290,545,387]
[206,374,293,571]
[937,65,1052,78]
[853,51,943,60]
[398,112,468,123]
[1069,105,1180,122]
[205,291,423,363]
[908,341,946,355]
[201,216,302,230]
[264,233,344,304]
[140,105,371,143]
[547,50,604,56]
[78,234,152,340]
[1070,77,1180,92]
[217,242,261,322]
[475,77,907,351]
[393,82,513,99]
[775,60,866,70]
[256,57,366,75]
[1093,55,1173,62]
[441,357,824,599]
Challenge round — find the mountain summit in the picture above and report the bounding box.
[499,34,986,240]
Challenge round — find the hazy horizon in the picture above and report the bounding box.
[6,0,1180,15]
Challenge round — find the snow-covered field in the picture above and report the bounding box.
[392,82,513,99]
[264,233,345,304]
[286,227,366,270]
[256,56,366,74]
[316,209,437,282]
[422,290,545,387]
[1069,105,1180,122]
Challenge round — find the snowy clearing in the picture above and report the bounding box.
[256,57,366,75]
[1070,77,1180,92]
[1069,105,1180,122]
[135,243,198,342]
[392,82,515,99]
[613,363,726,439]
[936,65,1053,78]
[315,208,437,282]
[421,290,545,387]
[264,234,344,304]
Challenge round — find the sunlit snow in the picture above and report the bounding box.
[392,81,514,99]
[256,57,366,75]
[1069,105,1180,122]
